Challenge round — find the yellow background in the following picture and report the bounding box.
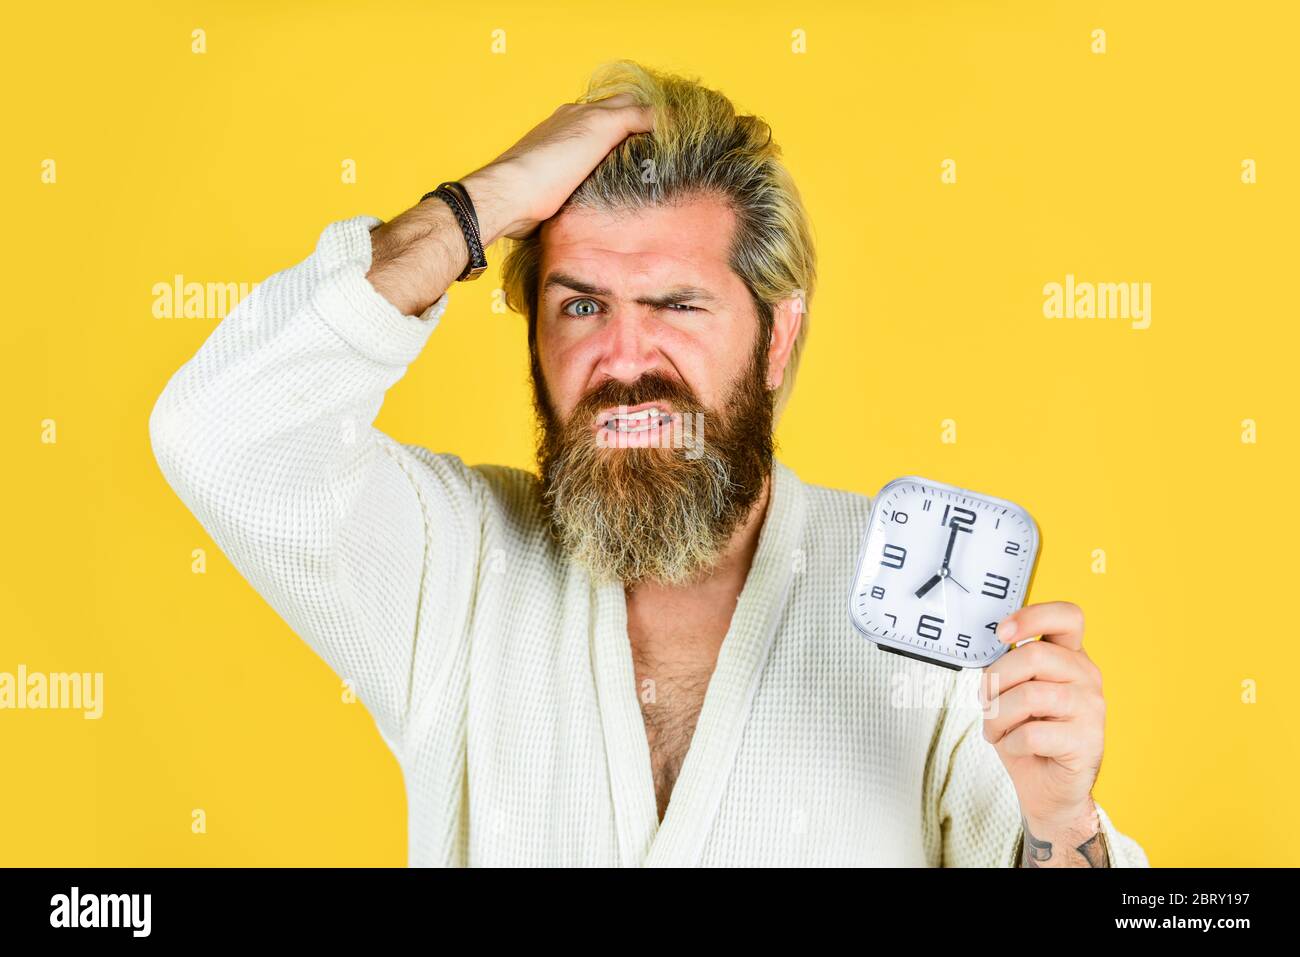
[2,1,1295,866]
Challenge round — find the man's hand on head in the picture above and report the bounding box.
[365,93,654,316]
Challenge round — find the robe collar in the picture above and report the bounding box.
[589,458,809,866]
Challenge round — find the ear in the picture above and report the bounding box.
[765,293,805,391]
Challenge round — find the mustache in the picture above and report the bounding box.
[567,371,704,427]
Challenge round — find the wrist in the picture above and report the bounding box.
[367,202,464,316]
[1023,797,1099,839]
[1020,798,1110,868]
[460,168,521,245]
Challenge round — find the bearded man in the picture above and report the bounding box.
[150,60,1148,868]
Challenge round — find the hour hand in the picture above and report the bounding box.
[914,573,942,598]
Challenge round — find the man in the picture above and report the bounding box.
[150,60,1148,867]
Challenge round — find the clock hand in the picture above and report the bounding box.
[939,520,976,590]
[914,573,942,599]
[916,522,970,599]
[939,521,962,572]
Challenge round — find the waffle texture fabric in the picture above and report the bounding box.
[149,214,1150,868]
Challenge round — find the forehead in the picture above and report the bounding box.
[538,193,745,294]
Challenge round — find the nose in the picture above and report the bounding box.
[591,309,663,385]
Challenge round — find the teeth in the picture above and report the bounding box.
[603,408,673,432]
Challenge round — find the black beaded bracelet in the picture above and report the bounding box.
[420,181,488,281]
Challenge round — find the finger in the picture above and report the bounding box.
[996,601,1085,651]
[999,718,1097,761]
[587,92,652,118]
[586,100,654,138]
[588,91,641,108]
[627,106,655,134]
[982,638,1088,702]
[983,679,1080,744]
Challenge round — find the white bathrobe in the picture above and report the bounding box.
[149,214,1150,868]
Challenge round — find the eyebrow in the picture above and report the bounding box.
[542,271,718,307]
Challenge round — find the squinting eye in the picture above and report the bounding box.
[662,303,700,312]
[562,298,602,318]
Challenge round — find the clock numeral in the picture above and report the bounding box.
[1004,540,1021,556]
[922,499,933,512]
[985,621,998,633]
[917,614,944,640]
[981,573,1011,599]
[956,633,972,650]
[941,504,977,529]
[884,613,898,630]
[870,585,885,599]
[888,510,909,524]
[881,544,907,570]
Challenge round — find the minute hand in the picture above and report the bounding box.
[942,522,973,591]
[940,521,961,571]
[914,523,963,599]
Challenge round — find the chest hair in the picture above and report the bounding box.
[630,640,719,822]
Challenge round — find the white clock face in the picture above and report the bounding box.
[848,477,1040,670]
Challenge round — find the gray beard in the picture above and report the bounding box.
[541,442,744,586]
[533,351,775,587]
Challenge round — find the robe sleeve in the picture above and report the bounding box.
[149,214,487,754]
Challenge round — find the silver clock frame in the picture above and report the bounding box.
[847,475,1042,670]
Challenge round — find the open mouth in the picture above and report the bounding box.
[594,402,675,434]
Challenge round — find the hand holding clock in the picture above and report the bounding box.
[980,601,1111,867]
[849,478,1112,866]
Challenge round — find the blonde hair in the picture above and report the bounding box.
[501,59,817,420]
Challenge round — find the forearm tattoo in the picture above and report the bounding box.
[1019,814,1111,868]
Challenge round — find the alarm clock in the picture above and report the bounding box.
[848,476,1041,670]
